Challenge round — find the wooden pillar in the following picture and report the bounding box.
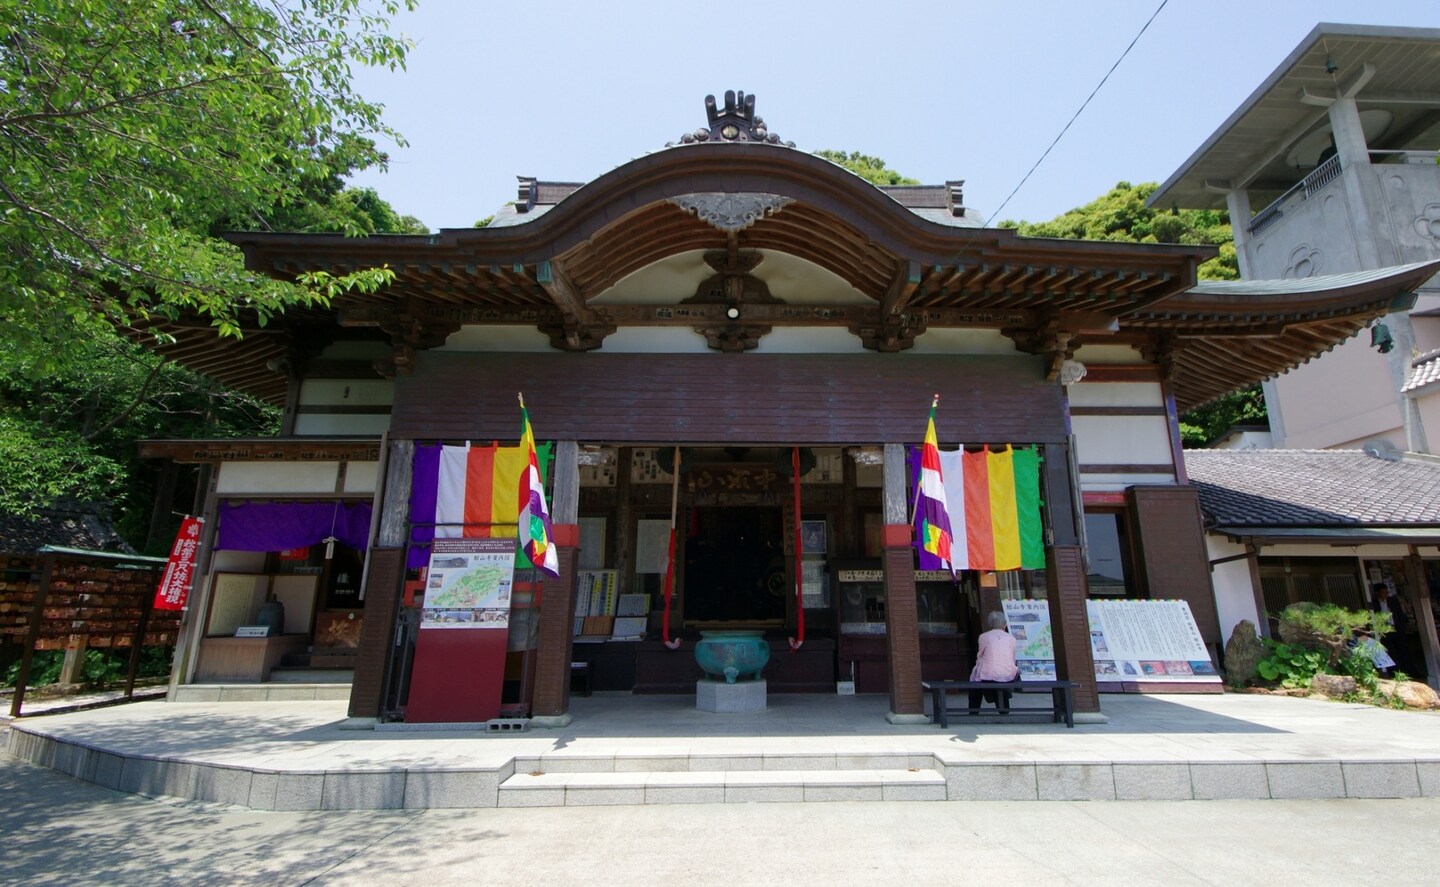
[532,440,581,724]
[346,436,411,721]
[1402,551,1440,689]
[881,442,925,722]
[1047,544,1100,713]
[168,464,218,695]
[11,553,58,718]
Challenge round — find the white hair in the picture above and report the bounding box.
[987,610,1009,631]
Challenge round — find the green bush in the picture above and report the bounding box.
[1255,640,1327,689]
[1276,602,1391,670]
[1337,646,1380,693]
[3,646,174,689]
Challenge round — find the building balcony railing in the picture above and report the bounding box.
[1248,154,1344,236]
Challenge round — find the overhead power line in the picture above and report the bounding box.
[984,0,1170,225]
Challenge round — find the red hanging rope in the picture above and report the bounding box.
[789,446,805,651]
[662,447,682,650]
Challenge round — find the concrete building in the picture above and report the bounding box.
[1150,23,1440,453]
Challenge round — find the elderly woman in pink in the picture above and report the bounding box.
[969,609,1020,712]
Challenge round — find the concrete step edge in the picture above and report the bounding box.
[513,754,939,774]
[501,769,944,790]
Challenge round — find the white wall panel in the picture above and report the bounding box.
[218,462,340,494]
[1072,416,1173,464]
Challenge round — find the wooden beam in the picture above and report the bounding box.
[880,260,922,317]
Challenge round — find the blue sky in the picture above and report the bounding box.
[347,1,1440,230]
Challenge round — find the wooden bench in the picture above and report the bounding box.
[922,679,1076,728]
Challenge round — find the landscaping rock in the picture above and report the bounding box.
[1310,674,1356,698]
[1380,679,1440,710]
[1224,620,1266,685]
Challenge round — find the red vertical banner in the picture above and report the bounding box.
[153,517,204,611]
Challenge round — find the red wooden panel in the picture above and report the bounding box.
[405,627,510,723]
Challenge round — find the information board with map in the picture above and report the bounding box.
[1002,598,1220,687]
[422,538,516,630]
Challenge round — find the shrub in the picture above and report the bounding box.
[1275,602,1390,670]
[1255,640,1327,689]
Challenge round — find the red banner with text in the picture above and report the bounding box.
[153,517,204,611]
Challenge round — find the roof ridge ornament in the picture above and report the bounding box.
[668,90,795,147]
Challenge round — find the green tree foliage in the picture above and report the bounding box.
[0,335,281,543]
[0,0,417,372]
[1000,181,1237,281]
[815,150,921,186]
[1177,384,1267,448]
[1003,181,1260,443]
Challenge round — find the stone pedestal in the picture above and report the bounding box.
[696,678,767,713]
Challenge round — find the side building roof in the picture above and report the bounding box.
[1185,448,1440,544]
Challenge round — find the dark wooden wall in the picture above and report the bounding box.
[1127,485,1222,647]
[390,352,1067,444]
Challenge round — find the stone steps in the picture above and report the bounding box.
[499,768,946,806]
[498,750,947,805]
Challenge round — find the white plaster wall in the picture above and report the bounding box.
[343,461,379,494]
[753,328,866,353]
[1206,534,1260,644]
[1066,381,1163,408]
[218,462,340,494]
[1071,416,1173,465]
[293,414,392,436]
[1070,344,1144,365]
[597,327,711,353]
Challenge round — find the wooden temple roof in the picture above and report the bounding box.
[133,94,1440,414]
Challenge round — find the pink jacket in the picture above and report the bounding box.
[970,628,1019,681]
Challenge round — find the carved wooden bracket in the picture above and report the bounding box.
[698,324,771,352]
[1139,335,1184,382]
[369,304,460,377]
[539,320,616,352]
[851,318,924,353]
[1003,316,1081,381]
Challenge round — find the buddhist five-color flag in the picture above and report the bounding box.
[913,396,958,577]
[518,393,560,578]
[408,439,552,571]
[935,445,1045,571]
[435,443,530,540]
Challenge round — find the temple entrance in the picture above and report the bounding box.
[684,506,785,624]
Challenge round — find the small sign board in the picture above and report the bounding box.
[234,625,272,638]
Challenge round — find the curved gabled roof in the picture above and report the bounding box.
[148,126,1439,412]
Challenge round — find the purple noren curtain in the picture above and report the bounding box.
[216,501,373,552]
